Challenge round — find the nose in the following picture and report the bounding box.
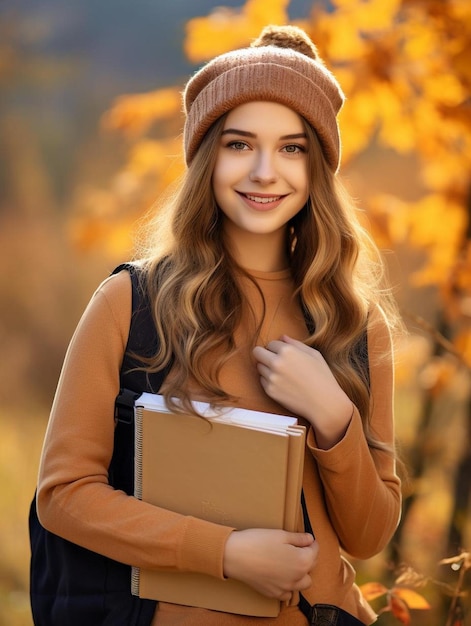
[249,152,279,185]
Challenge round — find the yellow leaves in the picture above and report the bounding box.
[360,583,430,610]
[388,594,411,625]
[402,15,440,63]
[85,88,186,259]
[102,87,182,136]
[451,0,471,21]
[68,191,137,258]
[244,0,289,28]
[422,72,466,108]
[127,137,183,179]
[392,588,431,610]
[407,195,466,287]
[316,0,400,63]
[360,581,388,601]
[68,133,186,260]
[331,0,400,31]
[373,82,417,153]
[311,0,471,201]
[314,10,366,62]
[407,195,465,252]
[337,90,377,160]
[370,193,467,287]
[360,581,430,626]
[422,149,471,193]
[184,0,290,63]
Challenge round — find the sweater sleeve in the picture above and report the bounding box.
[36,270,233,578]
[306,305,402,559]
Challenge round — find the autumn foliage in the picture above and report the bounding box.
[361,580,431,625]
[81,0,471,317]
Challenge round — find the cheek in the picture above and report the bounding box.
[212,157,232,190]
[301,163,310,200]
[212,163,226,203]
[288,162,309,198]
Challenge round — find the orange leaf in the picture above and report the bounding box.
[184,0,289,63]
[390,594,411,625]
[359,582,389,601]
[392,587,431,610]
[102,88,181,136]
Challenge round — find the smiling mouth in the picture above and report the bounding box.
[242,193,284,204]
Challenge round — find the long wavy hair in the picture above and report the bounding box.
[139,112,399,451]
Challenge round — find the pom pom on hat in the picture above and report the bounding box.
[183,25,344,172]
[251,24,319,60]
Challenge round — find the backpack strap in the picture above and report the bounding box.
[112,263,170,423]
[109,263,168,496]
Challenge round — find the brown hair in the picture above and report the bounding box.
[140,112,399,451]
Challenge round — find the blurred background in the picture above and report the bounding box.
[1,1,470,624]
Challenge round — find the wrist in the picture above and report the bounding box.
[312,401,354,450]
[223,530,239,579]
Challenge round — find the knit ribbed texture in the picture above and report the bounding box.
[183,25,345,172]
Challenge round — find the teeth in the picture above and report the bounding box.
[246,194,281,204]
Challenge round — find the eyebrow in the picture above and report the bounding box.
[221,128,307,140]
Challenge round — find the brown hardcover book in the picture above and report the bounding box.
[132,393,306,617]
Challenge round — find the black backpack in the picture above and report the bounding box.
[29,264,165,626]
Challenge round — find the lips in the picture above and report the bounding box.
[237,191,286,210]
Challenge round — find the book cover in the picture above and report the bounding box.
[132,394,306,616]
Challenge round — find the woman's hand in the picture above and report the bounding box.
[223,529,318,601]
[253,335,353,448]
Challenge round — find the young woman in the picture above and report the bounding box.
[30,25,402,626]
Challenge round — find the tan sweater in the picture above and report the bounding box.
[37,268,401,625]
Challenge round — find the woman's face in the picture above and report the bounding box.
[212,101,310,246]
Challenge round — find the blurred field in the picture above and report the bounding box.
[0,406,46,626]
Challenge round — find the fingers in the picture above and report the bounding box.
[255,363,271,380]
[285,531,315,547]
[254,337,322,364]
[292,573,313,592]
[276,573,313,601]
[223,529,318,600]
[279,335,321,357]
[279,590,293,602]
[252,344,277,366]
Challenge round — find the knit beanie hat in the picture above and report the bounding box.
[183,25,345,172]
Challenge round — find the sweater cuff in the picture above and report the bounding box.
[307,406,364,468]
[179,517,234,579]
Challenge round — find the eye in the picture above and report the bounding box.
[282,144,306,154]
[227,141,250,151]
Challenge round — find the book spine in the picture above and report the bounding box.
[131,407,144,596]
[131,566,140,597]
[134,406,144,500]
